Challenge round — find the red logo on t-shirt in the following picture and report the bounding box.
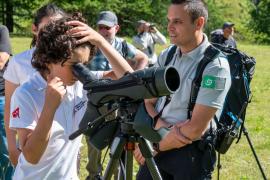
[12,107,20,118]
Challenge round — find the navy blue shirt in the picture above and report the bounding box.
[210,29,237,49]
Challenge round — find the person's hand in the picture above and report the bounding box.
[8,146,21,166]
[159,121,192,151]
[45,76,66,111]
[133,144,145,165]
[133,143,158,165]
[149,26,157,33]
[66,21,104,46]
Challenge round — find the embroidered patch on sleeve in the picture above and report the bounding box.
[12,107,20,118]
[201,75,226,90]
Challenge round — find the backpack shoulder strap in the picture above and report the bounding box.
[187,45,221,118]
[164,45,177,66]
[152,45,177,125]
[121,40,128,60]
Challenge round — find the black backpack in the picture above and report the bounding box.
[164,43,256,154]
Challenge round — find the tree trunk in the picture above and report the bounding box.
[6,0,13,32]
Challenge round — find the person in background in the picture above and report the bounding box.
[86,11,148,71]
[210,22,237,48]
[3,3,66,167]
[85,10,148,180]
[132,20,167,66]
[0,24,13,180]
[134,0,231,179]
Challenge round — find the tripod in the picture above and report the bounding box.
[70,100,163,180]
[102,122,162,180]
[217,124,267,180]
[101,101,162,180]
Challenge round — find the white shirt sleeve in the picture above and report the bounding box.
[196,56,231,109]
[90,70,104,79]
[9,87,38,130]
[3,57,20,84]
[150,31,167,45]
[132,33,148,50]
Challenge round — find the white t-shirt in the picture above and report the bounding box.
[9,72,101,180]
[3,48,36,85]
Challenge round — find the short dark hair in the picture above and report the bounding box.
[31,3,66,47]
[32,13,96,75]
[171,0,208,25]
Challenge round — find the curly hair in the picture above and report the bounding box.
[32,13,96,75]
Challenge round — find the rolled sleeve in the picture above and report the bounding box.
[196,56,231,109]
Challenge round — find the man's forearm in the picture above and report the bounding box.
[179,104,217,140]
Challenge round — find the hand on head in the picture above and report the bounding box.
[66,21,104,46]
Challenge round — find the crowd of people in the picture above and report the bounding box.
[0,0,238,179]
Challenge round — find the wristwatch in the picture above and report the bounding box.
[153,142,161,153]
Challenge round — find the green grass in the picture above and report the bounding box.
[10,37,270,180]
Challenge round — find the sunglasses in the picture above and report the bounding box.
[98,25,113,31]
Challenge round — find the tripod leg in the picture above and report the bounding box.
[115,142,135,180]
[138,137,162,180]
[217,152,221,180]
[125,146,134,180]
[103,137,126,180]
[243,126,267,180]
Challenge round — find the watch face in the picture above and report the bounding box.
[153,142,160,152]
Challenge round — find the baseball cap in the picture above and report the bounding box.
[223,22,235,29]
[97,11,118,27]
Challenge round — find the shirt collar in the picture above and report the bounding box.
[31,72,77,97]
[32,72,47,91]
[176,34,210,61]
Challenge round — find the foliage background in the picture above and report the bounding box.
[3,0,270,179]
[10,36,270,180]
[1,0,270,43]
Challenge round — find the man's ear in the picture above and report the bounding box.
[32,24,38,36]
[115,25,120,32]
[195,17,205,30]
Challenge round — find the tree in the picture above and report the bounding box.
[249,0,270,43]
[205,0,224,36]
[52,0,170,36]
[0,0,42,33]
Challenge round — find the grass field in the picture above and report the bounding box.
[10,37,270,180]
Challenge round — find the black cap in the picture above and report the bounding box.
[223,22,235,29]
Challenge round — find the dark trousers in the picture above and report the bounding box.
[136,141,216,180]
